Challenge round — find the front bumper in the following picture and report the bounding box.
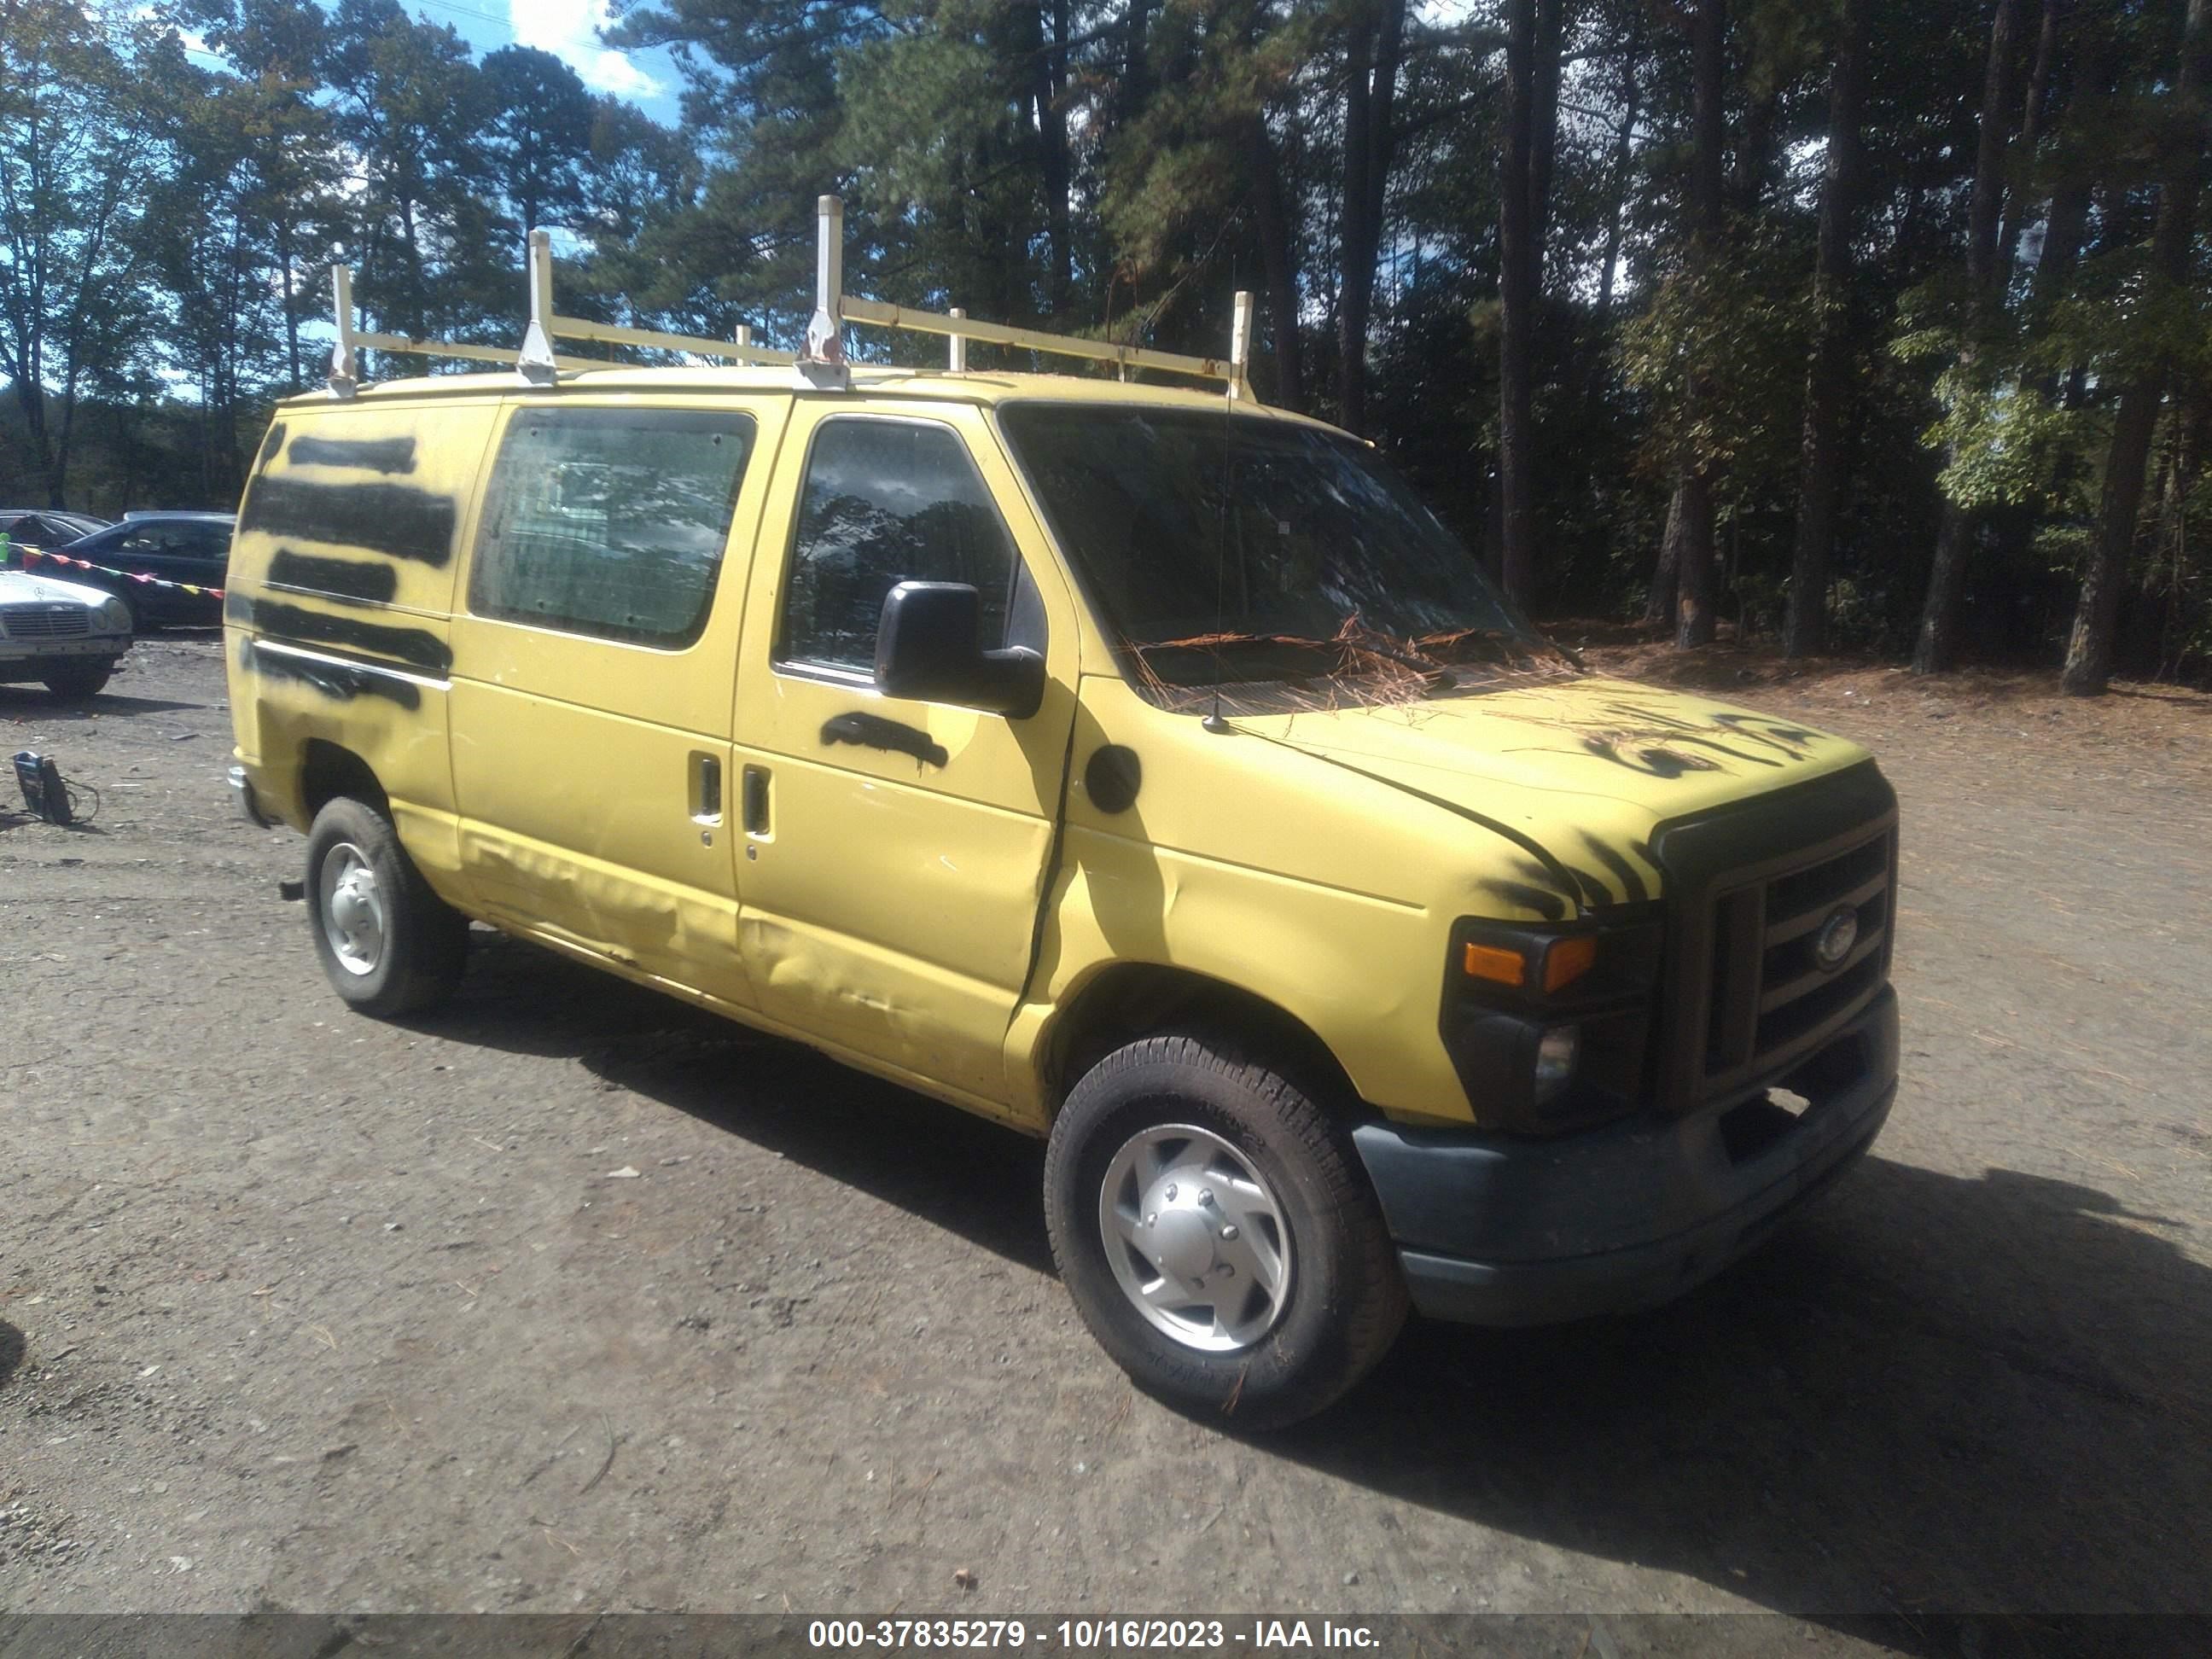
[1353,985,1897,1325]
[2,637,129,672]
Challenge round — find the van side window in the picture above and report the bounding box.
[469,407,754,648]
[779,419,1022,675]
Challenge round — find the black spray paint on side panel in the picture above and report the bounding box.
[265,550,401,605]
[241,637,422,711]
[236,424,287,527]
[288,434,417,474]
[249,598,451,676]
[820,711,949,770]
[238,477,457,566]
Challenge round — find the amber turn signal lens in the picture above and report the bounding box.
[1542,934,1598,993]
[1462,941,1527,987]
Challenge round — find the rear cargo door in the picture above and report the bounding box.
[730,401,1082,1110]
[447,393,789,1010]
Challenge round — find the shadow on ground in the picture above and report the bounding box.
[0,1322,23,1389]
[418,934,2209,1628]
[0,689,205,718]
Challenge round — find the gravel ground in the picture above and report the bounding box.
[2,637,2206,1647]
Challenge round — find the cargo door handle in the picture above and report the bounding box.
[741,765,771,836]
[690,753,723,823]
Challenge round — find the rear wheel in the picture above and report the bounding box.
[44,661,114,700]
[304,796,469,1016]
[1044,1033,1407,1430]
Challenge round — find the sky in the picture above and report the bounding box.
[173,1,688,125]
[480,0,679,118]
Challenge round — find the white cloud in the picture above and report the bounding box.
[507,0,662,101]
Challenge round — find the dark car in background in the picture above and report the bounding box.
[46,512,236,627]
[2,509,109,556]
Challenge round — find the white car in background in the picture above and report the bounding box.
[0,567,134,699]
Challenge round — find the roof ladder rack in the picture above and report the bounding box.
[800,195,1255,400]
[323,195,1256,401]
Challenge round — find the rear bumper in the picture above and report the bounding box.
[1353,986,1897,1326]
[229,764,280,830]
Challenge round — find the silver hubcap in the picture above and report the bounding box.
[320,842,385,976]
[1098,1123,1292,1353]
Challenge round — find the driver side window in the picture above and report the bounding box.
[777,419,1027,677]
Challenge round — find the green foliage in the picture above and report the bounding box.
[1,0,2205,684]
[1619,228,1807,484]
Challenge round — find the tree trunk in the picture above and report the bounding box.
[1784,0,1870,658]
[2027,16,2118,388]
[1025,0,1071,313]
[1672,0,1727,649]
[1912,0,2027,674]
[276,219,303,393]
[1044,0,1072,311]
[1594,35,1644,327]
[1499,0,1539,604]
[1732,83,1779,214]
[1997,0,2064,289]
[1336,0,1406,437]
[1248,112,1304,410]
[1645,486,1682,626]
[2062,0,2210,694]
[1117,0,1153,129]
[8,378,57,507]
[1529,0,1564,273]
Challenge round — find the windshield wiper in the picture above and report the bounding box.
[1136,631,1456,687]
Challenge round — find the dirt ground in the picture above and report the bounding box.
[2,633,2207,1647]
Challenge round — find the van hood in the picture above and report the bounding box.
[1233,675,1871,916]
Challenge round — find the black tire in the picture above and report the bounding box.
[304,796,469,1017]
[44,661,114,700]
[1044,1033,1408,1430]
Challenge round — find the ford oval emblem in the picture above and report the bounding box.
[1813,905,1860,971]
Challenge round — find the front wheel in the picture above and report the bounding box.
[304,796,469,1016]
[1044,1033,1407,1430]
[44,661,114,700]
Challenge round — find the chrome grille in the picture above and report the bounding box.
[1,603,92,639]
[1700,826,1894,1092]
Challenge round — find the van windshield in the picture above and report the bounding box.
[998,403,1574,709]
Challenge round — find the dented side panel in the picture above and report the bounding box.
[1003,672,1874,1130]
[446,393,792,1010]
[731,400,1086,1111]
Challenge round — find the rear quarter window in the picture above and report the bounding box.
[467,406,755,649]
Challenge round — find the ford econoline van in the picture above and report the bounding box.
[224,352,1897,1428]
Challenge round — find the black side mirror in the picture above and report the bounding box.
[875,580,1045,719]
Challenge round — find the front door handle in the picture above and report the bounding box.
[741,765,771,836]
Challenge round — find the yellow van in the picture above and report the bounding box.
[224,230,1897,1427]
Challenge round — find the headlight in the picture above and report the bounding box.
[1534,1025,1581,1102]
[1442,913,1663,1134]
[96,597,131,632]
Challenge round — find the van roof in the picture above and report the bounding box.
[282,364,1349,434]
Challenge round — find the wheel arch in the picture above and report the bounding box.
[1039,962,1368,1124]
[298,737,387,823]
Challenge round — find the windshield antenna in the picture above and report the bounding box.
[1202,282,1243,736]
